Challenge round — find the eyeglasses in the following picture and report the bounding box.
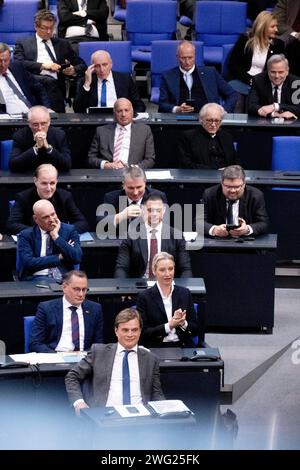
[204,119,222,124]
[222,183,244,190]
[30,121,49,128]
[37,24,54,32]
[70,287,89,293]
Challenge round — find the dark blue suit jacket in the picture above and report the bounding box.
[158,66,237,113]
[29,298,103,353]
[18,222,82,280]
[0,61,50,113]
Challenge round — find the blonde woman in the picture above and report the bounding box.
[228,11,284,96]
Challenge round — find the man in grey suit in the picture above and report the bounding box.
[65,308,164,415]
[88,98,155,169]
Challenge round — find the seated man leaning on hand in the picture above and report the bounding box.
[18,199,82,281]
[29,270,103,353]
[203,165,269,238]
[88,98,155,170]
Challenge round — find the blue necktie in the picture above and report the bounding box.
[122,350,132,405]
[100,79,107,107]
[70,306,80,351]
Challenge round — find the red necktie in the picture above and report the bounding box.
[148,229,158,279]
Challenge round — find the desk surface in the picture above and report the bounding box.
[0,277,206,299]
[1,168,300,187]
[1,112,300,129]
[0,233,277,251]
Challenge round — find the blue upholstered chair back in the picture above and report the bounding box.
[78,41,133,74]
[195,1,247,66]
[272,136,300,171]
[0,0,39,45]
[126,0,177,63]
[0,140,13,171]
[24,315,34,353]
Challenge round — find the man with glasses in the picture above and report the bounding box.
[14,9,86,112]
[29,270,103,353]
[178,103,238,169]
[202,165,269,237]
[9,105,71,172]
[158,41,237,113]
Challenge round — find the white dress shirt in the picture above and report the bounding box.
[106,343,142,406]
[56,296,85,352]
[0,71,29,114]
[209,198,253,235]
[156,281,182,342]
[34,228,50,276]
[248,46,268,76]
[36,34,58,80]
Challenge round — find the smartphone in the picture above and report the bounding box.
[185,99,195,106]
[226,223,240,231]
[60,62,70,70]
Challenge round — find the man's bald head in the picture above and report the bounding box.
[114,98,134,126]
[33,200,58,232]
[91,50,112,80]
[34,164,58,199]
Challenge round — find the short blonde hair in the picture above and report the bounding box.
[152,251,174,273]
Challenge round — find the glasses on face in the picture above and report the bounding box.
[71,287,89,294]
[30,121,49,129]
[222,183,244,191]
[204,119,222,124]
[37,24,54,32]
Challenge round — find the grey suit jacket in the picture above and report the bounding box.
[87,122,155,169]
[65,343,164,407]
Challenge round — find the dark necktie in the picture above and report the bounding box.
[122,350,132,405]
[45,232,63,283]
[3,73,31,108]
[70,306,80,351]
[42,39,57,64]
[100,78,107,107]
[148,228,158,279]
[273,86,279,104]
[226,200,234,225]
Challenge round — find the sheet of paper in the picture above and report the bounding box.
[10,353,65,364]
[134,113,149,120]
[183,232,198,242]
[79,232,94,242]
[148,400,192,415]
[145,170,173,180]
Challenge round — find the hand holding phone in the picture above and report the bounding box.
[185,98,195,107]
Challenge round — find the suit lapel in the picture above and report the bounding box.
[152,285,168,320]
[137,348,147,401]
[91,75,99,106]
[196,67,209,101]
[128,123,137,163]
[54,299,64,342]
[33,38,38,61]
[33,225,42,256]
[82,300,90,350]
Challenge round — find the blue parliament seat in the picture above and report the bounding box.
[272,136,300,192]
[0,140,13,171]
[125,0,177,63]
[0,0,39,45]
[24,315,34,353]
[150,40,204,103]
[194,1,247,68]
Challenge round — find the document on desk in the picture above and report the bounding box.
[145,170,173,180]
[79,232,94,242]
[114,404,151,418]
[10,353,65,364]
[148,400,193,417]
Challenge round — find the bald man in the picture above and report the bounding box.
[17,200,82,281]
[73,50,145,113]
[7,163,89,235]
[88,98,155,170]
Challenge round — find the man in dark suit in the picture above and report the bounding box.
[136,252,199,348]
[73,49,145,113]
[248,54,300,118]
[57,0,109,48]
[88,98,155,169]
[202,165,269,237]
[0,42,50,114]
[158,41,238,113]
[273,0,300,41]
[13,9,86,112]
[29,270,103,353]
[18,199,82,281]
[9,106,71,173]
[6,163,88,234]
[115,192,192,278]
[178,103,238,169]
[65,308,164,414]
[96,166,167,239]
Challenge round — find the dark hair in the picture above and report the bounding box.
[34,9,56,27]
[115,308,143,329]
[62,270,88,283]
[143,191,164,205]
